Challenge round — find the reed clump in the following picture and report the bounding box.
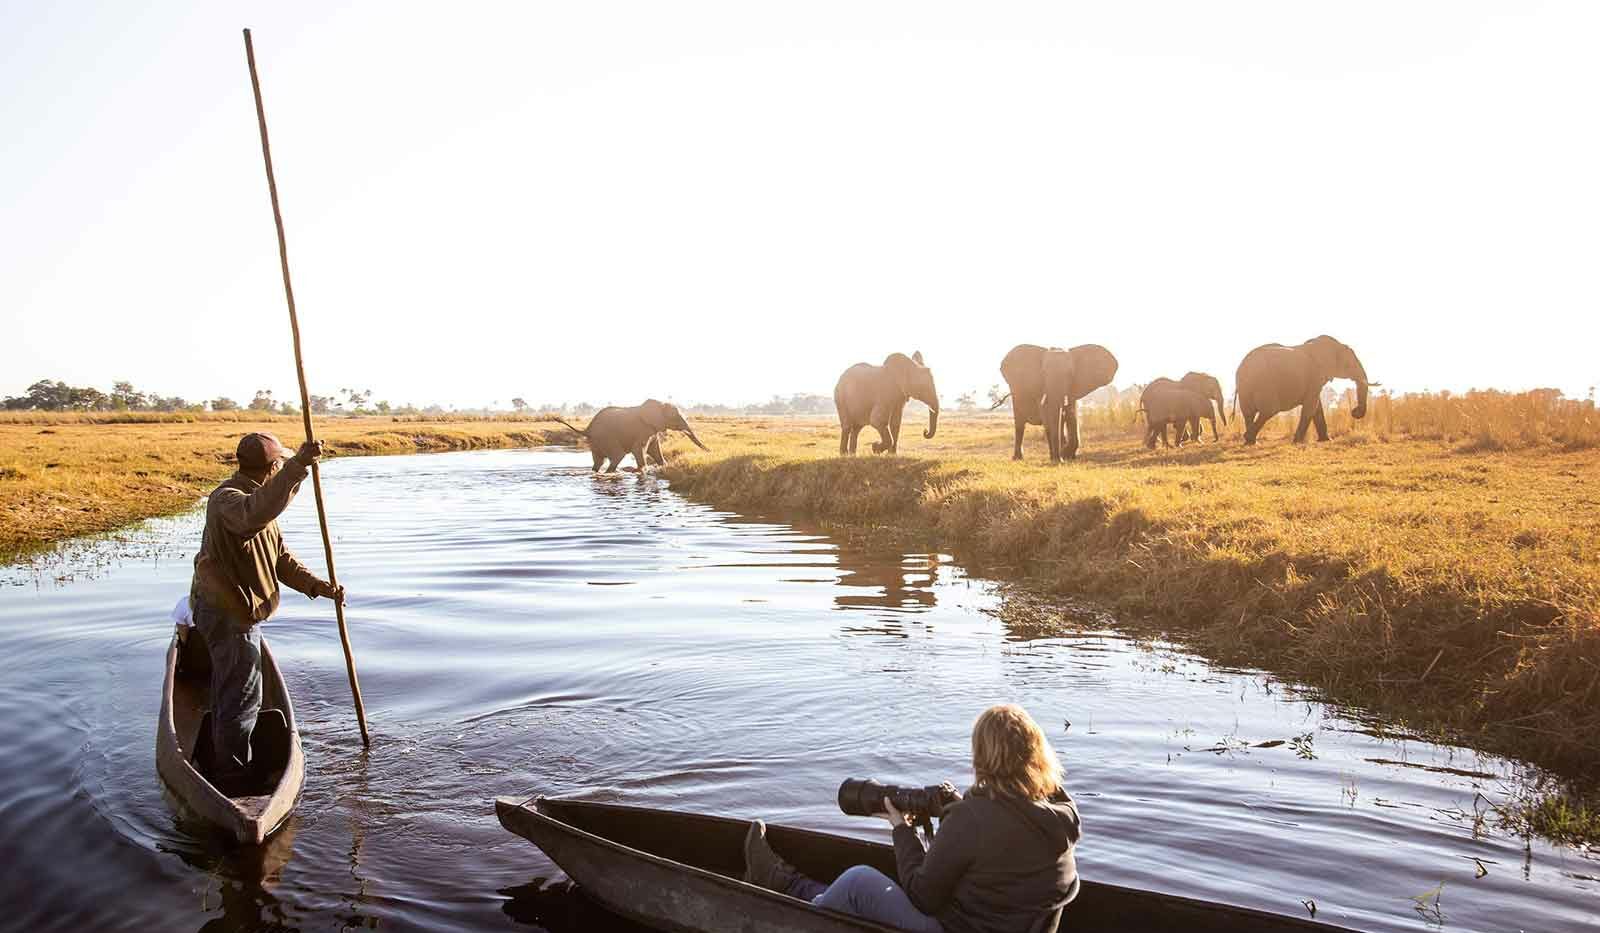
[660,414,1600,786]
[1083,386,1599,451]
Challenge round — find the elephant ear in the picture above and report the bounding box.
[1305,336,1343,376]
[639,399,671,431]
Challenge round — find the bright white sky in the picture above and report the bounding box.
[4,2,1597,409]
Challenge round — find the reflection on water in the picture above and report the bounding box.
[0,448,1595,933]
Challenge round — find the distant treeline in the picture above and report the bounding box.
[2,380,434,417]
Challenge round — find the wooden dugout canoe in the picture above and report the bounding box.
[157,625,303,845]
[495,795,1363,933]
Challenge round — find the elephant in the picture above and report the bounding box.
[996,343,1119,461]
[1140,386,1217,449]
[833,352,939,455]
[1141,372,1226,445]
[1234,335,1374,444]
[554,399,709,472]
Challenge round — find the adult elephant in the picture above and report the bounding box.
[997,343,1119,461]
[555,400,709,472]
[833,352,939,455]
[1235,335,1374,444]
[1141,372,1226,444]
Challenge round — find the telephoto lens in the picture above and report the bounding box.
[837,779,959,820]
[837,778,892,817]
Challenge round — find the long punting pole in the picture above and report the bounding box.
[243,28,371,746]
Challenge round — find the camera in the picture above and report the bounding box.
[837,778,959,821]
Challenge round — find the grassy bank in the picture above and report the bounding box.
[660,415,1600,798]
[0,416,572,563]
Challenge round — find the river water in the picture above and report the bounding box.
[0,448,1594,933]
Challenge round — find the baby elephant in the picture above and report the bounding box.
[1141,387,1217,449]
[555,399,709,473]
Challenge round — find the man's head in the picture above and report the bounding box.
[236,432,288,480]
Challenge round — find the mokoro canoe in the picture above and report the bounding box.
[495,795,1364,933]
[156,624,303,845]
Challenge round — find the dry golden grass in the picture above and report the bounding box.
[1079,386,1599,450]
[661,412,1600,788]
[0,416,572,562]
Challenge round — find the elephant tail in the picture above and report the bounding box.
[1134,406,1146,424]
[988,392,1012,411]
[552,417,589,438]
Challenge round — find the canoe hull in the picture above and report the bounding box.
[157,626,303,845]
[495,795,1363,933]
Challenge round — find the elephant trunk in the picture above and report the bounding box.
[1348,357,1371,420]
[1214,392,1227,426]
[683,427,710,451]
[923,404,939,440]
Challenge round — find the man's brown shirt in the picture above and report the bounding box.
[190,459,321,624]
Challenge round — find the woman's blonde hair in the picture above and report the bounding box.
[970,704,1062,801]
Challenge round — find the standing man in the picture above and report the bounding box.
[190,432,344,791]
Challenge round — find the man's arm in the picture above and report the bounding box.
[891,805,977,915]
[213,459,308,537]
[275,546,326,599]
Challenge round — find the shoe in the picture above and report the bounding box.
[743,820,801,893]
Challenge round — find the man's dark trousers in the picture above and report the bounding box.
[192,595,262,783]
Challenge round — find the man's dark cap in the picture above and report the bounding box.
[236,432,287,470]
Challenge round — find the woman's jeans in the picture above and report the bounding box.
[787,865,943,932]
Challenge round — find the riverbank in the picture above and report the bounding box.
[659,416,1600,816]
[0,416,572,563]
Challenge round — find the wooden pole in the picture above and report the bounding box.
[243,28,371,746]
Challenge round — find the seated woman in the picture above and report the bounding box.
[743,703,1082,933]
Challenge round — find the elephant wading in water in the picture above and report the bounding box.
[833,352,939,454]
[1235,335,1375,444]
[1141,372,1226,445]
[997,343,1119,462]
[555,399,709,472]
[1140,386,1217,449]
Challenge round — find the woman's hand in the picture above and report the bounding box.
[879,796,911,829]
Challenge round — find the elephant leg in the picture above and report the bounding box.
[868,420,892,454]
[839,423,850,456]
[849,425,863,454]
[1063,401,1080,459]
[1292,403,1316,442]
[646,434,665,466]
[1012,409,1027,460]
[1243,410,1264,444]
[590,449,603,472]
[631,444,649,470]
[1312,404,1330,442]
[889,406,904,454]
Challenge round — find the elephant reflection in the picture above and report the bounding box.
[832,539,939,615]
